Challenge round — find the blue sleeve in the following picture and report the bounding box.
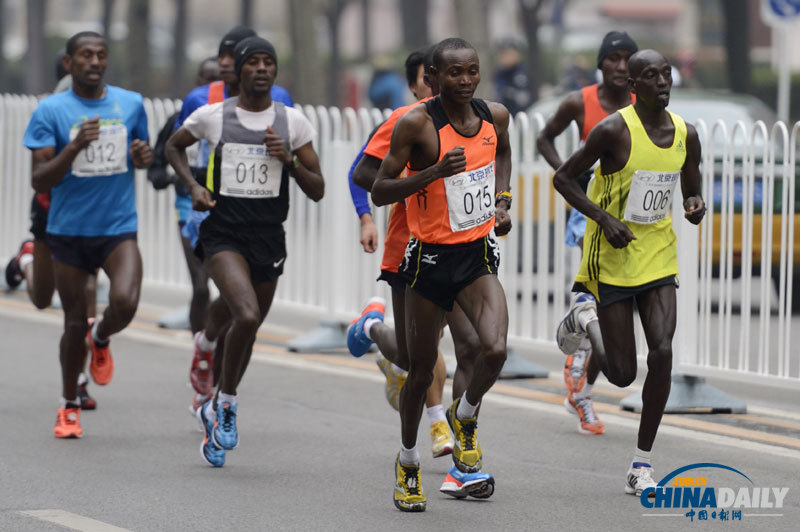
[175,87,207,130]
[23,103,57,150]
[271,85,294,107]
[348,141,371,218]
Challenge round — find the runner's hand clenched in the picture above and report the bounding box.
[433,146,466,179]
[264,126,292,165]
[71,116,100,150]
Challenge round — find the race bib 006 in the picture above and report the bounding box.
[70,124,128,177]
[623,170,680,224]
[444,161,495,232]
[219,142,282,198]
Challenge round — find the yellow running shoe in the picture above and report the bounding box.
[393,453,426,512]
[376,353,407,411]
[430,420,454,458]
[445,399,482,473]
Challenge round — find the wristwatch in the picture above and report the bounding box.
[495,191,512,210]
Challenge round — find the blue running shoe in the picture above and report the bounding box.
[213,401,239,450]
[440,464,495,499]
[198,401,225,467]
[346,297,385,357]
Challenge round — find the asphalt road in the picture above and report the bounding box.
[1,300,799,532]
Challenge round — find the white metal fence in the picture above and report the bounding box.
[1,94,797,386]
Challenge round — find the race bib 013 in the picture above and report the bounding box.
[70,124,128,177]
[219,142,282,198]
[623,170,680,224]
[444,161,496,232]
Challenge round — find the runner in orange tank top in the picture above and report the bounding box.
[371,38,512,512]
[537,31,638,436]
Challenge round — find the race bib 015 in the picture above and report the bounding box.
[444,161,496,232]
[219,142,282,199]
[623,170,680,224]
[70,124,128,177]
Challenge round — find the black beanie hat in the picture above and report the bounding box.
[596,31,638,69]
[218,25,257,56]
[234,36,278,78]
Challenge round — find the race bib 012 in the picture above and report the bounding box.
[623,170,680,224]
[219,142,282,198]
[70,124,128,177]
[444,161,496,232]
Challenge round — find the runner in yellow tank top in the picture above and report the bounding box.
[553,50,706,498]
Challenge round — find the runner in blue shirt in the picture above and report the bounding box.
[23,31,152,439]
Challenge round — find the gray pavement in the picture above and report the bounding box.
[1,303,799,531]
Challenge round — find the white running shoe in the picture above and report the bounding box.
[556,293,598,355]
[625,463,657,496]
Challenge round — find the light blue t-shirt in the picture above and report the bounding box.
[23,85,149,236]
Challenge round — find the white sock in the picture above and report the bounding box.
[574,383,593,401]
[91,319,108,344]
[426,404,446,424]
[77,372,88,386]
[217,392,238,408]
[633,447,652,466]
[204,400,217,422]
[578,309,598,330]
[19,253,33,269]
[60,396,78,408]
[399,444,419,465]
[364,318,380,341]
[197,331,217,352]
[456,392,479,419]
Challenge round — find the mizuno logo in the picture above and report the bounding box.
[481,135,495,145]
[421,253,438,265]
[407,477,417,489]
[273,257,286,268]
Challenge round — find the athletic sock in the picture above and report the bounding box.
[77,372,88,386]
[19,253,33,269]
[204,400,217,423]
[427,404,446,424]
[578,310,598,330]
[59,397,79,409]
[197,331,217,352]
[364,318,380,341]
[399,444,420,465]
[574,383,593,401]
[217,392,238,408]
[633,447,652,467]
[456,392,479,420]
[91,319,109,346]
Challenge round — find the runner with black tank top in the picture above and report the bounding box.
[372,38,512,512]
[166,36,324,468]
[538,31,638,436]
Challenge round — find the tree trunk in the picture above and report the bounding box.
[240,0,253,26]
[127,0,150,95]
[102,0,115,38]
[400,0,428,50]
[455,0,492,98]
[25,0,47,94]
[519,0,545,103]
[324,0,347,107]
[288,0,322,105]
[360,0,371,62]
[720,0,751,94]
[171,0,188,97]
[0,0,6,91]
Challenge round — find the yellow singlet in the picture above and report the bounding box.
[575,104,687,295]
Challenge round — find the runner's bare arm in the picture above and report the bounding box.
[681,123,705,225]
[537,92,583,171]
[31,116,100,192]
[489,102,512,236]
[372,110,464,206]
[165,126,215,211]
[352,153,381,191]
[553,117,636,248]
[289,141,325,202]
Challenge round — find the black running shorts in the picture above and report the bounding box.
[573,275,678,308]
[398,234,500,311]
[195,220,286,284]
[46,233,137,273]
